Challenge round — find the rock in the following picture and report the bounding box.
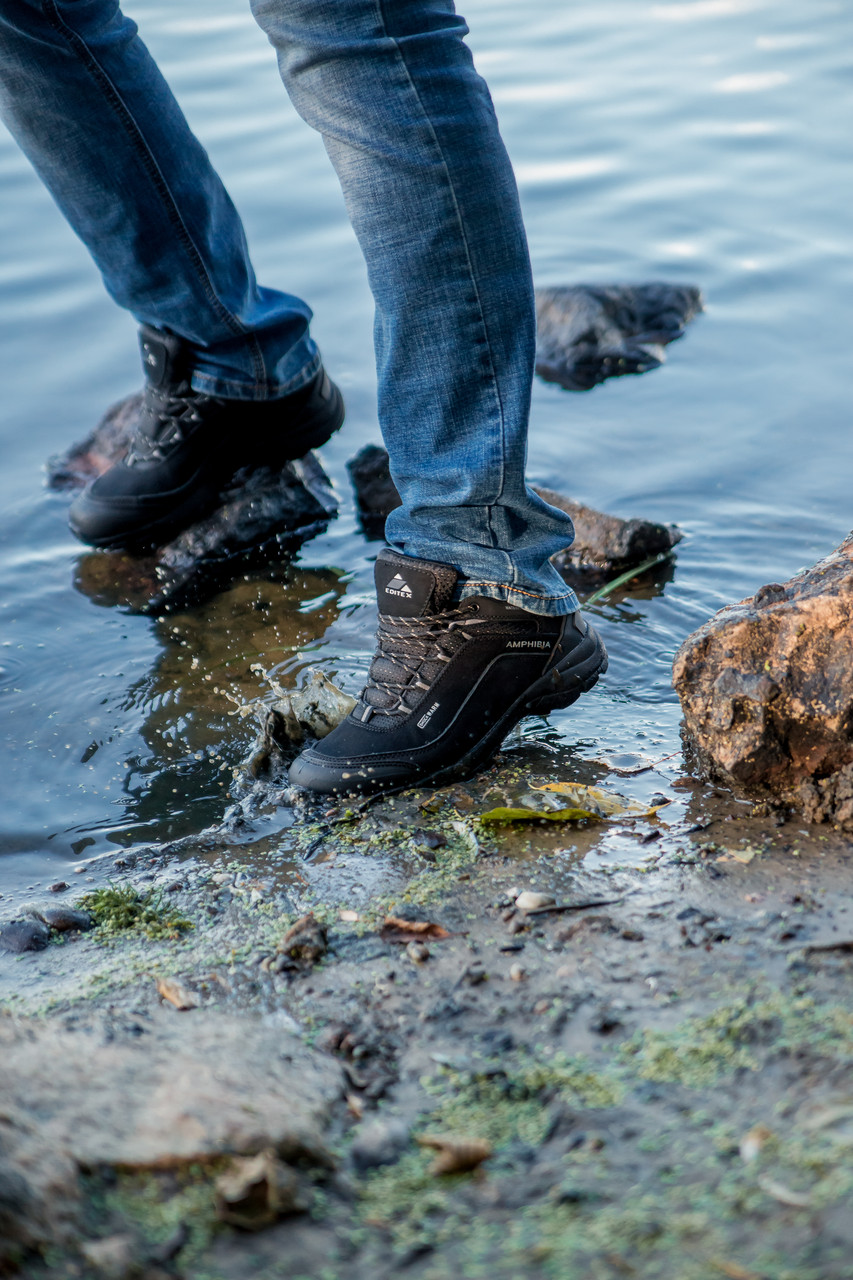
[0,918,51,953]
[350,1118,412,1172]
[38,906,93,933]
[49,392,337,614]
[346,445,680,574]
[515,891,556,911]
[346,443,401,537]
[277,913,328,964]
[533,282,703,391]
[536,487,682,574]
[79,1233,139,1278]
[0,1008,342,1262]
[673,535,853,825]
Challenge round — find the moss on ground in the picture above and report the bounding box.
[77,883,193,941]
[621,989,853,1087]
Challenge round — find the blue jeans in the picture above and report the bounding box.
[0,0,578,615]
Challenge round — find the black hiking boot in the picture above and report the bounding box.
[68,325,345,550]
[289,549,607,795]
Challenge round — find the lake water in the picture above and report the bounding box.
[1,0,851,906]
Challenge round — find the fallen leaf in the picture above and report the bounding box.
[479,782,669,824]
[727,847,757,864]
[155,977,198,1011]
[380,915,451,943]
[416,1133,492,1175]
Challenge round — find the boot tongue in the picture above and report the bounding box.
[139,325,191,391]
[374,550,458,618]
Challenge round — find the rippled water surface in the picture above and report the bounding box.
[1,0,851,902]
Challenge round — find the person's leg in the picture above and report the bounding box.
[0,0,316,399]
[251,0,578,615]
[248,0,605,793]
[0,0,345,549]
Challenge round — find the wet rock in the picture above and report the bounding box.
[277,913,328,965]
[0,918,50,952]
[533,282,703,391]
[49,392,337,614]
[346,444,680,573]
[38,905,93,933]
[0,1008,342,1260]
[537,487,682,575]
[673,535,853,825]
[346,443,401,537]
[350,1118,412,1172]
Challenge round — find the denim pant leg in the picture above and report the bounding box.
[0,0,319,400]
[251,0,578,614]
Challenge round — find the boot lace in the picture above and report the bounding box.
[126,385,220,464]
[361,607,476,719]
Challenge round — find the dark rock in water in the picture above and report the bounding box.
[346,444,681,574]
[38,906,93,933]
[674,534,853,827]
[0,919,51,953]
[346,443,401,538]
[536,487,681,573]
[534,283,702,391]
[48,393,338,614]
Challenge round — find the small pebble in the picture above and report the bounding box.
[407,941,430,964]
[49,881,70,893]
[515,891,556,911]
[509,963,526,982]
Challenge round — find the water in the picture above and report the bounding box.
[1,0,851,905]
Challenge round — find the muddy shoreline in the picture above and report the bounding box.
[3,754,853,1280]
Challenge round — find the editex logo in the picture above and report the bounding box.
[385,574,413,599]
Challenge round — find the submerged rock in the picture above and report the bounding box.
[534,282,703,391]
[49,393,338,614]
[347,444,681,573]
[673,535,853,826]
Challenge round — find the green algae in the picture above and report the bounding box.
[78,883,193,941]
[621,990,853,1087]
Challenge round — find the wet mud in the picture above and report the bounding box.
[3,750,853,1280]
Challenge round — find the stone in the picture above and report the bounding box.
[533,282,703,391]
[48,392,337,614]
[0,1007,343,1263]
[0,918,50,953]
[346,445,681,574]
[673,535,853,826]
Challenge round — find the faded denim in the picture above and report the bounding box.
[0,0,578,613]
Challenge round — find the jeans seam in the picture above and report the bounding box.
[375,0,508,560]
[42,0,267,392]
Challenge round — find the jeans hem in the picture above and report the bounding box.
[189,351,322,401]
[456,580,580,617]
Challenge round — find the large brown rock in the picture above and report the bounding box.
[0,1008,343,1262]
[673,534,853,826]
